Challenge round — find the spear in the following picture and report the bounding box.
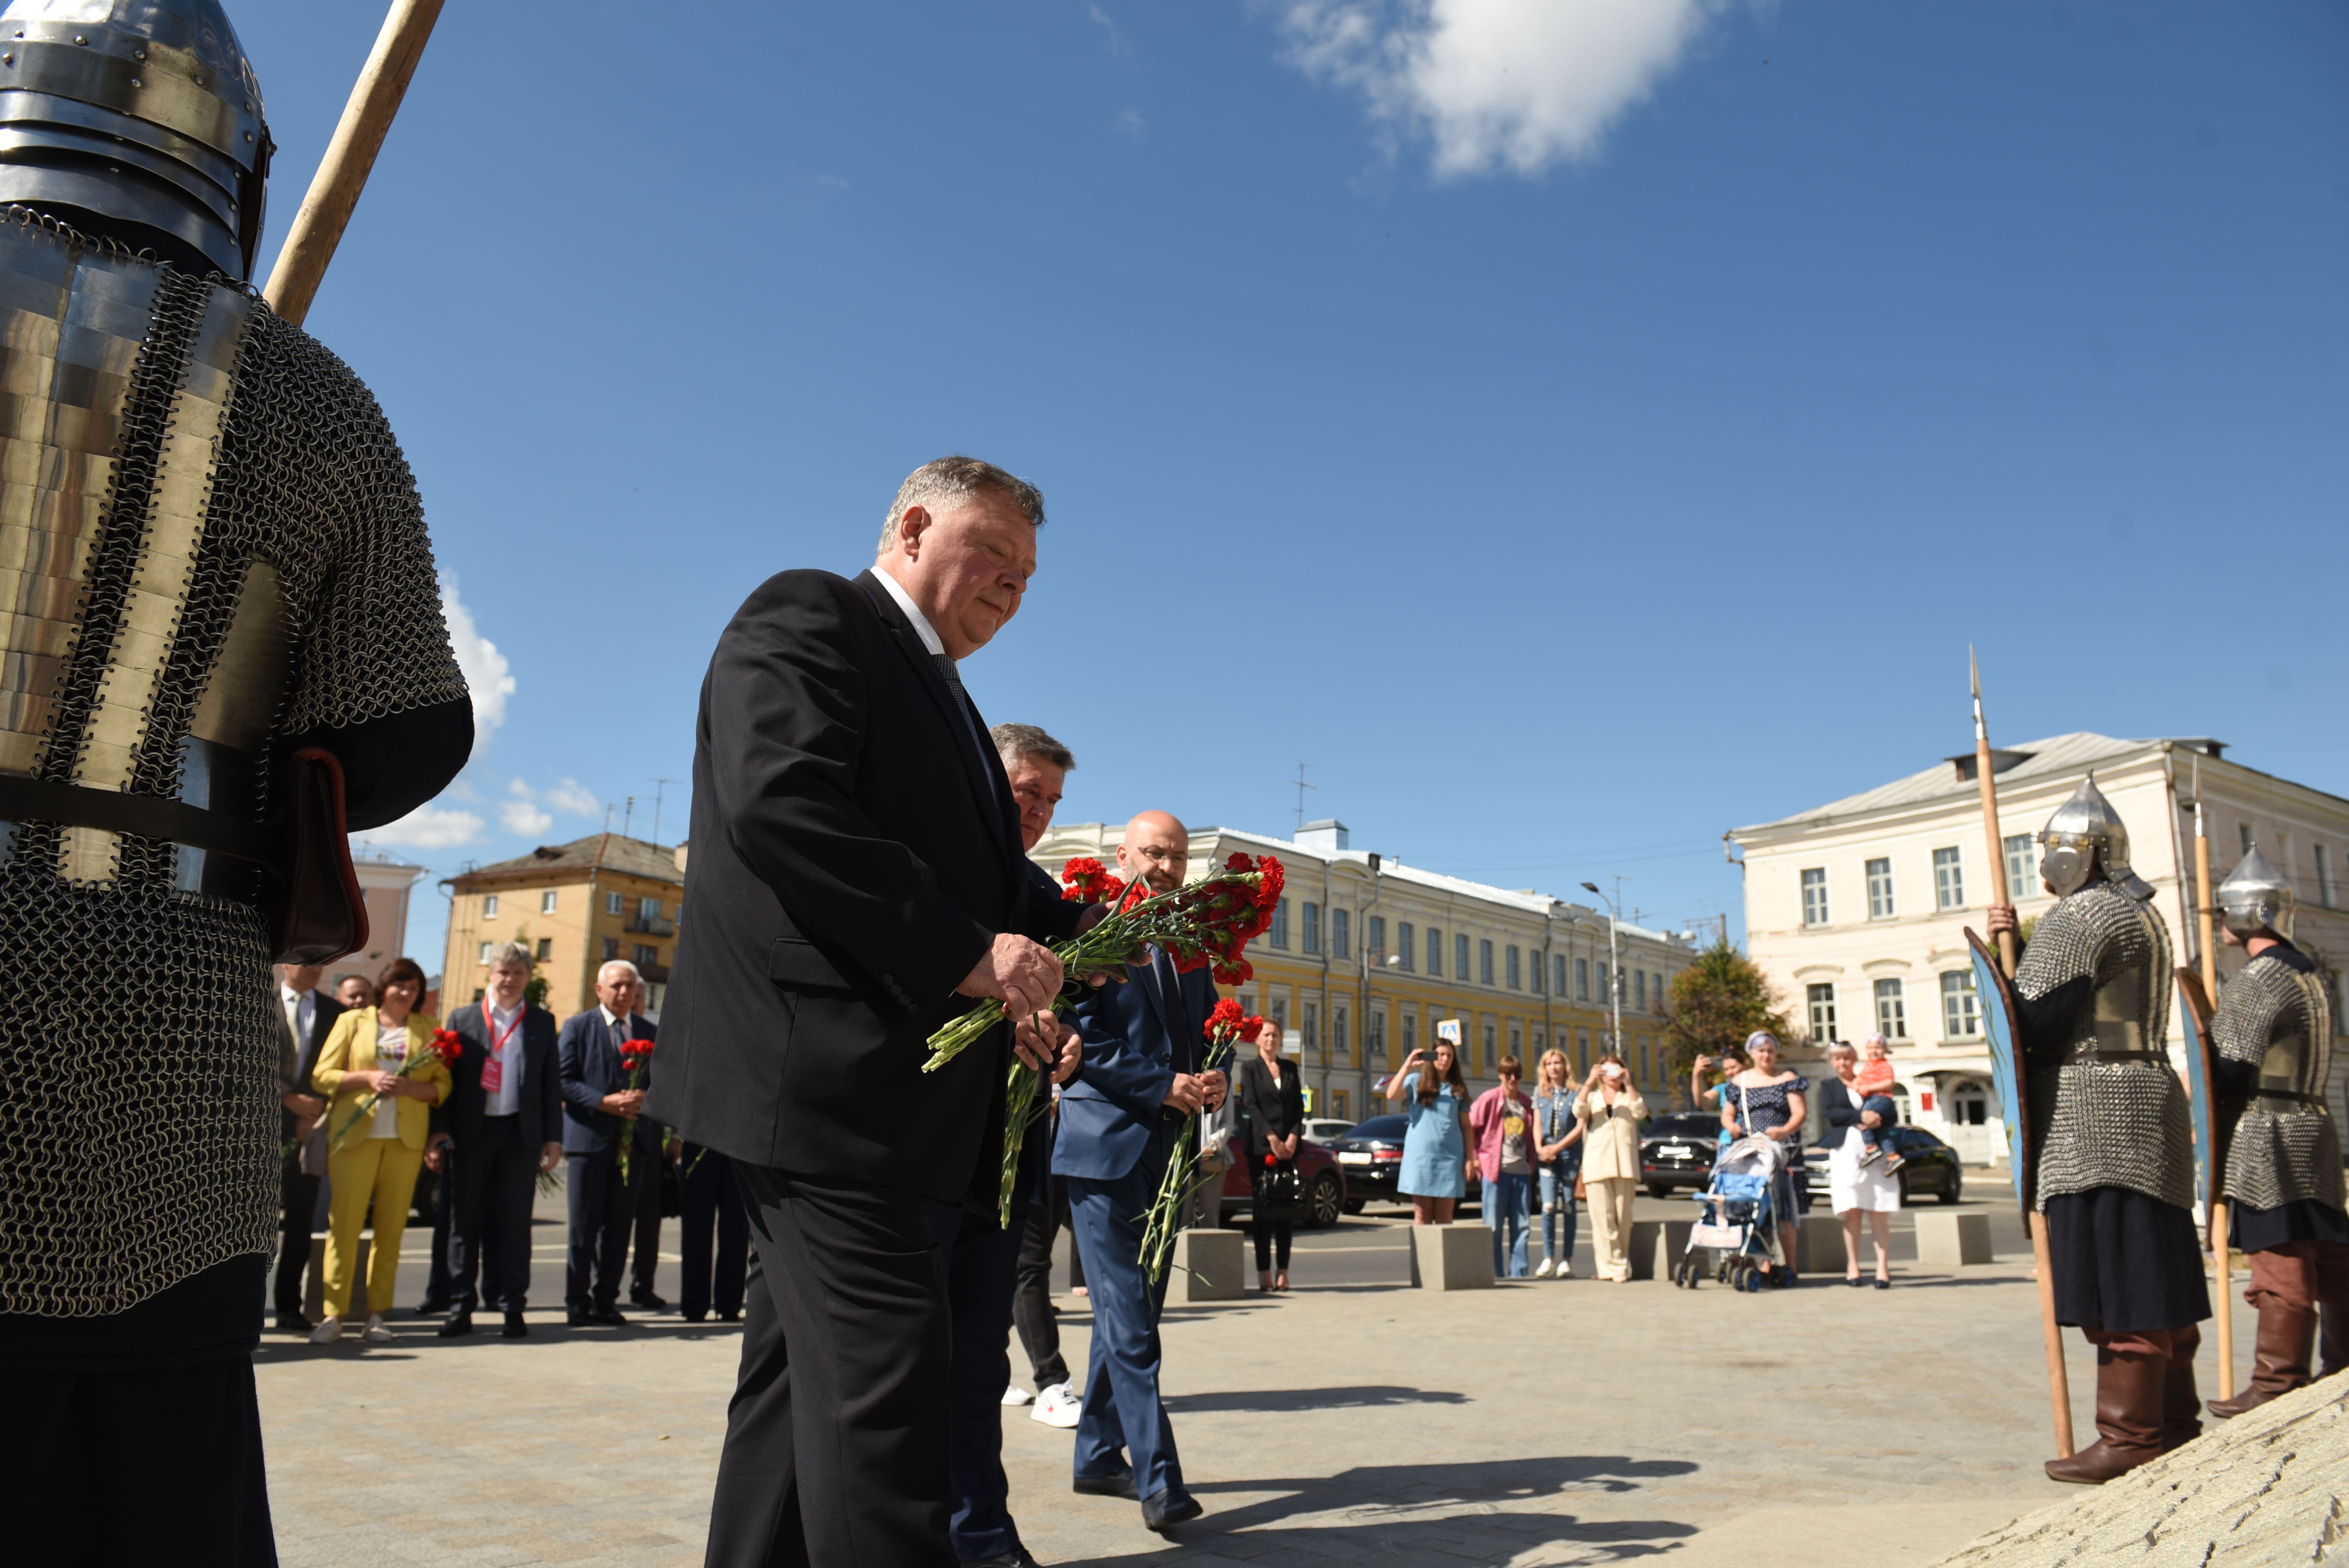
[1971,647,2074,1458]
[262,0,449,327]
[2193,757,2235,1401]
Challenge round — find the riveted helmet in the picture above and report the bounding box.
[2037,775,2155,902]
[0,0,270,278]
[2217,844,2294,941]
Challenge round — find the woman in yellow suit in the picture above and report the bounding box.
[309,957,449,1343]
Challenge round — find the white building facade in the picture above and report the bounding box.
[1731,734,2349,1166]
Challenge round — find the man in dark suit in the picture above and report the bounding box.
[1055,811,1226,1533]
[646,456,1079,1568]
[558,960,664,1326]
[432,942,565,1338]
[271,963,344,1333]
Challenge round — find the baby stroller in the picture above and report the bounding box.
[1673,1134,1785,1292]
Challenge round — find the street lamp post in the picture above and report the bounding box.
[1581,880,1624,1059]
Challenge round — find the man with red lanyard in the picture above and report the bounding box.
[432,942,567,1337]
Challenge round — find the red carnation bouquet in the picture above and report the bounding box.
[330,1026,462,1153]
[615,1038,656,1185]
[1140,999,1265,1286]
[1059,856,1125,906]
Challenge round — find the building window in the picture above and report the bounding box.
[530,938,548,961]
[1401,1009,1416,1059]
[638,895,661,921]
[605,891,622,916]
[1874,978,1907,1040]
[1638,1038,1651,1085]
[1576,957,1590,1001]
[1456,934,1470,983]
[1397,921,1415,971]
[1478,939,1494,985]
[1598,962,1611,1007]
[1808,983,1837,1044]
[1576,1028,1591,1071]
[536,889,556,915]
[1330,908,1349,960]
[633,944,658,969]
[1302,902,1321,955]
[477,941,493,964]
[1302,1001,1319,1060]
[1271,900,1290,950]
[1531,950,1545,994]
[1331,1089,1350,1121]
[1934,847,1964,910]
[1333,1003,1350,1066]
[1554,953,1567,996]
[1368,1005,1387,1064]
[1427,926,1443,976]
[2319,844,2338,909]
[1483,1022,1497,1072]
[483,893,499,918]
[2240,821,2255,856]
[1634,970,1647,1011]
[1269,994,1288,1033]
[1941,969,1980,1039]
[1509,1023,1523,1062]
[1801,868,1829,927]
[601,937,619,962]
[1366,915,1385,964]
[1866,857,1894,919]
[1506,945,1521,990]
[2004,834,2035,900]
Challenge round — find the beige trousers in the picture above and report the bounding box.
[1585,1176,1637,1281]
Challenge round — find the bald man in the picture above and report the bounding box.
[1053,811,1227,1532]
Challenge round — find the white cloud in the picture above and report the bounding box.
[1114,106,1146,137]
[499,798,554,836]
[546,777,601,817]
[355,803,486,851]
[1274,0,1723,178]
[1089,4,1130,54]
[440,575,515,750]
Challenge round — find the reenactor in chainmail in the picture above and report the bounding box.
[1986,777,2206,1486]
[0,2,470,1558]
[2202,845,2343,1418]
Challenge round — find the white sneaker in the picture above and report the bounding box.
[1554,1259,1573,1278]
[362,1313,394,1344]
[1533,1258,1556,1278]
[1002,1382,1035,1406]
[308,1316,344,1344]
[1032,1382,1081,1428]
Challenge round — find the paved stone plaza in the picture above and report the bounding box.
[258,1197,2198,1567]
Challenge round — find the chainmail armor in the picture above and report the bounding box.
[2215,952,2340,1214]
[0,211,465,1316]
[2016,880,2192,1211]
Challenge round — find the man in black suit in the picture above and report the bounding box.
[558,960,664,1326]
[271,963,344,1333]
[432,943,565,1339]
[647,456,1081,1568]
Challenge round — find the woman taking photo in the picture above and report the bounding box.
[309,958,450,1343]
[1720,1030,1808,1286]
[1574,1055,1646,1282]
[1818,1041,1900,1288]
[1385,1029,1472,1225]
[1531,1048,1584,1278]
[1235,1018,1306,1291]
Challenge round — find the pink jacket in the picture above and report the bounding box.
[1468,1085,1536,1186]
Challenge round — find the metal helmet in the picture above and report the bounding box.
[0,0,270,279]
[2218,843,2295,941]
[2037,775,2155,902]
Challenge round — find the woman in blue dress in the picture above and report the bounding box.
[1719,1030,1810,1285]
[1385,1035,1473,1226]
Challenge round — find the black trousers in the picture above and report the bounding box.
[1012,1174,1070,1390]
[567,1146,646,1310]
[421,1162,456,1308]
[705,1165,955,1568]
[630,1149,667,1301]
[449,1116,537,1312]
[272,1147,319,1318]
[681,1145,750,1319]
[932,1201,1028,1562]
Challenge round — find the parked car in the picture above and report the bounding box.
[1322,1114,1481,1215]
[1800,1126,1965,1205]
[1641,1112,1723,1199]
[1217,1131,1348,1229]
[1299,1117,1356,1145]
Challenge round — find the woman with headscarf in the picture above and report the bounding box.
[1720,1030,1808,1286]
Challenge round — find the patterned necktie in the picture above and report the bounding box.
[932,654,1007,813]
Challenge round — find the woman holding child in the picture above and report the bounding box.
[1818,1041,1901,1288]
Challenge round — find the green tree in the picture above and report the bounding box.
[1661,938,1792,1101]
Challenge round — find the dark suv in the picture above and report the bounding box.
[1641,1113,1723,1198]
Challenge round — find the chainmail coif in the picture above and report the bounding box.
[0,212,465,1316]
[2015,880,2192,1212]
[2215,952,2340,1214]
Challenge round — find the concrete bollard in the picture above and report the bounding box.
[1171,1228,1244,1302]
[1643,1218,1695,1281]
[1412,1222,1494,1290]
[1914,1209,1994,1267]
[1795,1215,1846,1276]
[303,1231,368,1321]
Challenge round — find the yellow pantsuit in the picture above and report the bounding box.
[311,1007,449,1321]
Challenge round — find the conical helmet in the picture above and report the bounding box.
[0,0,271,278]
[2218,843,2295,941]
[2037,775,2155,902]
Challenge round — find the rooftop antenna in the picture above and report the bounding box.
[602,802,615,834]
[649,778,684,848]
[623,795,636,839]
[1292,762,1318,833]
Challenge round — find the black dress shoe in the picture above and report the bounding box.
[629,1291,668,1310]
[437,1312,474,1338]
[589,1303,628,1326]
[960,1550,1040,1568]
[275,1310,314,1334]
[415,1298,451,1317]
[1072,1471,1138,1500]
[502,1311,529,1338]
[1141,1490,1203,1531]
[566,1307,593,1327]
[683,1310,706,1323]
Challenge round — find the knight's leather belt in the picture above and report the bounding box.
[2063,1044,2167,1064]
[0,775,272,864]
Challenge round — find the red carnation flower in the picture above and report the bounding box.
[429,1028,464,1063]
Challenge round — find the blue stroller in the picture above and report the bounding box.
[1673,1134,1786,1292]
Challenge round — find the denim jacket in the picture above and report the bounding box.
[1532,1088,1583,1174]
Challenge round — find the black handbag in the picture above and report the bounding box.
[1253,1157,1304,1222]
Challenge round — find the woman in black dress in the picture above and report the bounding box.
[1235,1019,1307,1291]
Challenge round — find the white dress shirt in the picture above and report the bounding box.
[873,565,946,658]
[483,998,525,1117]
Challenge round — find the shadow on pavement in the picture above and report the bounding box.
[1164,1384,1469,1413]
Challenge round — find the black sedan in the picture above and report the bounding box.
[1801,1126,1965,1204]
[1328,1114,1481,1213]
[1641,1113,1724,1198]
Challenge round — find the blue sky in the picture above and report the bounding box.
[233,1,2348,976]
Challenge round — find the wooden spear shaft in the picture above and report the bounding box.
[1973,648,2074,1458]
[2196,760,2234,1401]
[260,0,448,328]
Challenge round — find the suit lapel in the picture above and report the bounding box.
[854,571,1017,875]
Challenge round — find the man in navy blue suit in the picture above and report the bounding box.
[557,959,665,1326]
[1055,810,1228,1533]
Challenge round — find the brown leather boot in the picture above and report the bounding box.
[2321,1305,2346,1381]
[2161,1354,2202,1451]
[2207,1306,2315,1419]
[2046,1352,2166,1484]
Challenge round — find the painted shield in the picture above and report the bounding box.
[1967,928,2031,1217]
[2176,966,2223,1216]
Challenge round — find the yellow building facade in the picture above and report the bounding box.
[440,833,685,1020]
